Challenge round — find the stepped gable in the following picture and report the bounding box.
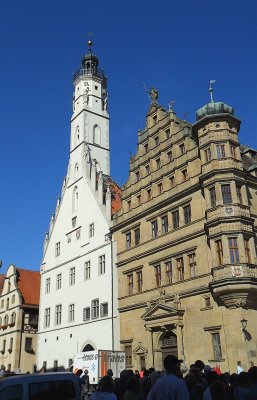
[16,268,40,306]
[102,174,122,215]
[0,274,5,294]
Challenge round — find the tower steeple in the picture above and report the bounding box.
[71,40,110,175]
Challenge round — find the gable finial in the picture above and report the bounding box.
[209,80,216,103]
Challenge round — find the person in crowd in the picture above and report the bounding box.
[246,366,257,399]
[184,372,202,400]
[74,368,84,389]
[107,369,114,378]
[237,361,244,374]
[134,370,140,379]
[213,364,221,375]
[122,376,141,400]
[194,360,205,373]
[203,371,219,400]
[234,371,251,400]
[91,375,117,400]
[81,369,90,400]
[248,361,254,371]
[227,373,238,400]
[147,355,189,400]
[209,380,227,400]
[114,370,133,400]
[139,367,146,378]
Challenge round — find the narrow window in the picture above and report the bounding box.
[84,261,91,280]
[154,136,159,146]
[55,305,62,325]
[177,257,184,281]
[161,215,168,234]
[137,195,141,206]
[229,238,239,264]
[157,182,163,194]
[183,205,191,224]
[151,220,158,238]
[244,238,251,263]
[91,299,99,319]
[83,307,90,321]
[72,186,79,212]
[167,150,173,162]
[165,261,172,284]
[25,338,33,352]
[182,169,188,181]
[45,308,50,328]
[126,232,131,250]
[166,129,171,139]
[216,240,223,264]
[144,143,148,153]
[125,345,132,367]
[128,274,133,295]
[221,184,232,204]
[154,265,162,287]
[188,253,196,277]
[69,267,75,286]
[9,338,13,351]
[145,165,150,175]
[147,189,152,200]
[204,296,211,308]
[56,274,62,290]
[89,223,95,237]
[100,302,108,317]
[55,242,60,257]
[134,228,140,246]
[99,255,106,274]
[170,176,175,188]
[236,186,242,204]
[230,145,237,158]
[127,200,131,210]
[135,171,140,182]
[212,333,222,359]
[216,144,226,159]
[172,210,179,229]
[156,158,161,169]
[69,304,75,323]
[209,187,217,207]
[204,147,212,162]
[45,278,50,294]
[179,143,185,154]
[136,271,143,292]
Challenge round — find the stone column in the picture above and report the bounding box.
[176,324,184,362]
[145,327,154,368]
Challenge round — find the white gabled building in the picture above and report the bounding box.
[37,41,122,372]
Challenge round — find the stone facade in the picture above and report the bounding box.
[112,99,257,374]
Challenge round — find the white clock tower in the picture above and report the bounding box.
[37,41,121,372]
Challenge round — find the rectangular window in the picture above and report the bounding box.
[44,308,50,328]
[137,195,141,206]
[89,223,94,237]
[167,151,173,162]
[55,242,60,257]
[188,253,196,277]
[69,267,75,286]
[244,238,251,263]
[156,158,161,169]
[161,215,168,234]
[165,261,172,284]
[221,184,232,204]
[128,274,133,295]
[166,129,171,139]
[147,189,152,200]
[204,296,211,308]
[126,232,131,250]
[99,255,106,274]
[85,261,91,280]
[135,171,140,182]
[229,238,240,264]
[179,143,185,154]
[177,257,184,281]
[2,340,6,354]
[127,200,131,210]
[216,240,223,264]
[152,220,158,238]
[183,205,191,224]
[236,185,242,204]
[69,304,75,323]
[55,305,62,325]
[25,337,32,352]
[216,144,226,159]
[45,278,50,294]
[204,147,212,162]
[136,270,143,292]
[91,299,99,319]
[212,333,222,359]
[182,169,188,181]
[144,143,148,153]
[56,274,62,290]
[83,307,90,321]
[9,338,13,351]
[154,136,159,146]
[157,182,163,194]
[209,187,217,207]
[100,302,108,317]
[230,145,237,158]
[154,265,162,287]
[145,165,150,175]
[125,345,132,367]
[172,210,179,229]
[72,217,77,228]
[134,228,140,246]
[170,176,175,188]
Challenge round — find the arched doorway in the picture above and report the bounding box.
[160,331,178,364]
[82,344,94,352]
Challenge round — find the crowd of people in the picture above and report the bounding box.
[74,356,257,400]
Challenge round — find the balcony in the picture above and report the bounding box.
[209,264,257,309]
[73,67,105,82]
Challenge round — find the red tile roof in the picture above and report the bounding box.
[16,268,40,306]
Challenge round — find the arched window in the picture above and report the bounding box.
[74,164,79,180]
[82,344,94,352]
[72,186,79,212]
[11,312,16,324]
[93,125,101,146]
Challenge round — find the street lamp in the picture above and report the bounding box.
[240,318,248,331]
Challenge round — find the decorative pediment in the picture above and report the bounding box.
[141,302,184,322]
[133,343,148,355]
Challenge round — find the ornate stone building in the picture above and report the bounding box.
[112,91,257,373]
[0,265,40,373]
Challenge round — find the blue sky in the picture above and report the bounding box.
[0,0,256,272]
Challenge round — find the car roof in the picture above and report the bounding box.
[0,372,76,384]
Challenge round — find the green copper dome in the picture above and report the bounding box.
[196,101,234,121]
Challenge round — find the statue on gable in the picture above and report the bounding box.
[148,87,158,104]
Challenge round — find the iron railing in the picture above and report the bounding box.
[73,67,105,81]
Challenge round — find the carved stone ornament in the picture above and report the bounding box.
[224,206,235,216]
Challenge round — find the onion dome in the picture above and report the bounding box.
[196,101,234,121]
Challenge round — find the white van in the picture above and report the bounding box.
[0,372,81,400]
